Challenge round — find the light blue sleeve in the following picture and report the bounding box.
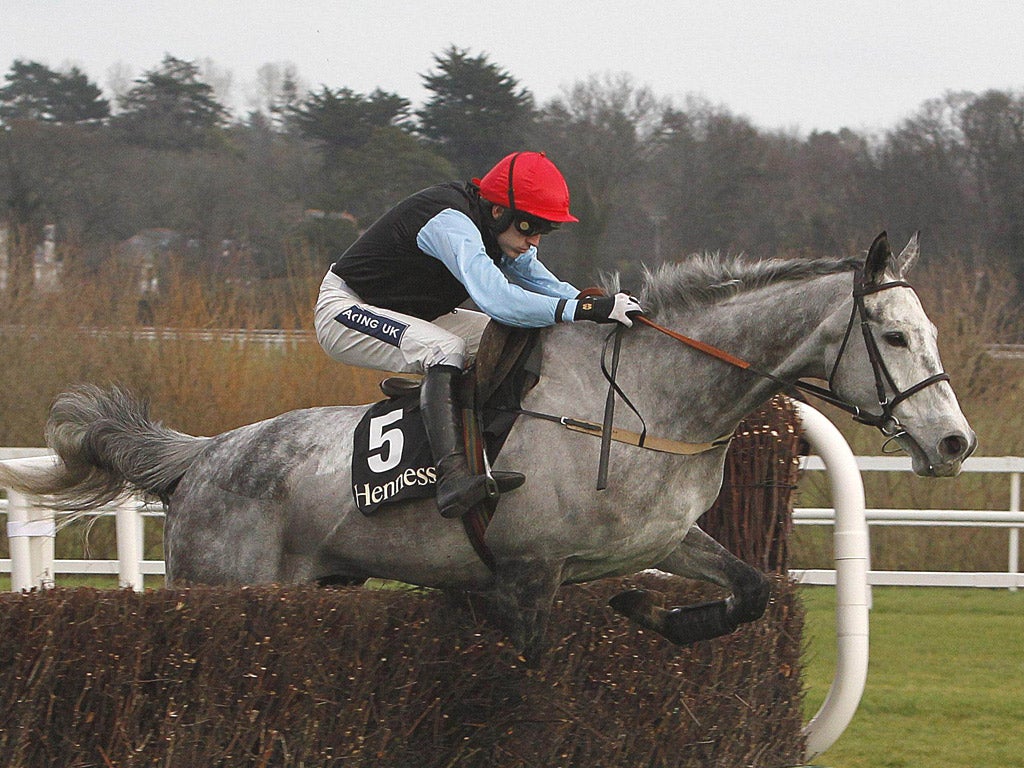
[416,209,579,327]
[498,249,580,299]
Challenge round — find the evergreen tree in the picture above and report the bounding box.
[0,59,109,124]
[288,86,409,162]
[417,47,535,176]
[289,86,451,222]
[114,55,229,150]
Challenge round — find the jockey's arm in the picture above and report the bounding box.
[416,209,579,328]
[498,249,579,298]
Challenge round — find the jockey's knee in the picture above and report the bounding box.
[416,334,468,372]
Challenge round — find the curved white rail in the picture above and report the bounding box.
[795,401,870,761]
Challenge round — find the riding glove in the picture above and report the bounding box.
[574,292,644,327]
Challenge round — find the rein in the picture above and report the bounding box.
[501,270,950,489]
[596,327,623,489]
[636,271,951,439]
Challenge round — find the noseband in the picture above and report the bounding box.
[636,268,951,441]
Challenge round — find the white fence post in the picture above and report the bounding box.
[1010,472,1020,593]
[115,500,144,591]
[6,487,55,591]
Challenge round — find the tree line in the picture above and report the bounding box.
[1,48,1023,300]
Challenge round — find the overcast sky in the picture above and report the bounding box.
[2,0,1022,135]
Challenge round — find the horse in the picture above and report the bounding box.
[0,232,975,660]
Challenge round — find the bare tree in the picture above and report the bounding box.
[198,57,235,118]
[959,89,1024,293]
[249,62,305,129]
[532,73,667,281]
[105,62,134,112]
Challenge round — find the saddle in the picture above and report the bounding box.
[379,321,541,457]
[352,323,540,513]
[364,323,541,568]
[381,322,539,393]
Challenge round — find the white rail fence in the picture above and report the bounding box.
[3,452,1022,591]
[0,324,314,350]
[793,454,1023,590]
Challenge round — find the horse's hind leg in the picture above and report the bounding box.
[488,559,564,664]
[609,525,770,644]
[165,493,291,585]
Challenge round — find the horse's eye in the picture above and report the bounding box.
[883,331,909,348]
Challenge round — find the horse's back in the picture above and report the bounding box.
[194,404,365,495]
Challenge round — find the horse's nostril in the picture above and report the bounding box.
[940,434,966,459]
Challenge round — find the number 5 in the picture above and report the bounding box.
[368,409,404,473]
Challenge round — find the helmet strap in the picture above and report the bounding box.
[479,150,523,233]
[506,151,522,211]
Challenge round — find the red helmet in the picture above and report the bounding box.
[474,151,579,223]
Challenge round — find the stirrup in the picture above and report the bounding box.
[437,470,526,518]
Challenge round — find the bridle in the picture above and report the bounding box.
[515,268,952,491]
[633,268,951,441]
[793,269,950,438]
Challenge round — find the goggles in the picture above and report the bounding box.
[511,213,560,237]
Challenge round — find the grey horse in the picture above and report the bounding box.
[1,232,975,660]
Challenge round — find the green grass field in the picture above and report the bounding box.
[801,586,1024,768]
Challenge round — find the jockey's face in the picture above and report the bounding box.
[492,205,544,259]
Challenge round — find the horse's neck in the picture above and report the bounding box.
[672,272,851,430]
[532,273,851,442]
[703,272,849,378]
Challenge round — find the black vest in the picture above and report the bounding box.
[330,182,501,321]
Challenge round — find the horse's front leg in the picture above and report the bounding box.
[608,525,770,644]
[488,559,564,665]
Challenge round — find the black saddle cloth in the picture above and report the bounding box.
[350,324,541,515]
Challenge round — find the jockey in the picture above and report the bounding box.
[315,151,643,518]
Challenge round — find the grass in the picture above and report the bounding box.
[801,585,1024,768]
[0,574,123,590]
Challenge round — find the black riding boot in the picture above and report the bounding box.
[421,364,525,518]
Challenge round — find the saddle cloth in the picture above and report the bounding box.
[350,393,435,515]
[350,322,540,516]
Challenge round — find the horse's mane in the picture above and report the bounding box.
[633,252,864,314]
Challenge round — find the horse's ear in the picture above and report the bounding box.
[863,231,892,285]
[894,231,921,278]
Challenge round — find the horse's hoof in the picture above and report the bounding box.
[732,577,771,623]
[609,588,665,626]
[662,599,737,645]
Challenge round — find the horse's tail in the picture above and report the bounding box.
[0,385,210,511]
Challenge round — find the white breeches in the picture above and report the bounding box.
[314,270,490,373]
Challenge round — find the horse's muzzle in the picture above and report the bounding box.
[906,427,977,477]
